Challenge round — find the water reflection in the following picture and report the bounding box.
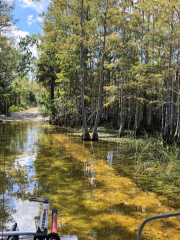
[107,151,113,166]
[84,162,96,186]
[0,122,43,231]
[14,155,37,193]
[0,122,180,240]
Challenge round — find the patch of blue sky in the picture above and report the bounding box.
[12,0,48,35]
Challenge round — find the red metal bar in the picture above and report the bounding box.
[51,209,58,240]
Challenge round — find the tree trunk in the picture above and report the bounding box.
[134,88,140,137]
[163,41,173,143]
[127,96,132,130]
[113,99,119,129]
[147,89,152,132]
[50,81,54,100]
[170,72,174,136]
[174,71,180,143]
[142,97,147,130]
[50,78,56,116]
[81,0,90,140]
[119,84,124,137]
[161,77,165,136]
[91,0,108,141]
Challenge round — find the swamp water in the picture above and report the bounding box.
[0,122,180,240]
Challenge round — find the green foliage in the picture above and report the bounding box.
[29,91,36,103]
[9,105,24,112]
[0,1,39,114]
[34,0,180,142]
[17,35,38,77]
[37,90,55,117]
[38,105,51,117]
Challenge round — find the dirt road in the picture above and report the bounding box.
[0,107,49,122]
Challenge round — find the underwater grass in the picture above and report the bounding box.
[110,136,180,198]
[70,124,180,199]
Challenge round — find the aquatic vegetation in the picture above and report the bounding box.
[72,124,180,199]
[98,130,180,199]
[1,122,180,239]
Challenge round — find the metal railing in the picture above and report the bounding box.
[0,198,78,240]
[137,212,180,240]
[1,197,180,240]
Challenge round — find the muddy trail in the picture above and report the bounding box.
[0,107,49,122]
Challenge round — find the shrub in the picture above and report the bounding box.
[9,105,23,112]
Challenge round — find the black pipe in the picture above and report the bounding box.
[137,212,180,240]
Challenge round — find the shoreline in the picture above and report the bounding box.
[0,107,49,122]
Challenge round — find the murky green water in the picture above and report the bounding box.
[1,122,180,240]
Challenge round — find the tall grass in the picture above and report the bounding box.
[93,125,180,198]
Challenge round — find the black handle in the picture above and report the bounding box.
[28,197,50,203]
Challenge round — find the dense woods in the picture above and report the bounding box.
[1,0,180,143]
[0,0,38,115]
[2,2,180,237]
[36,0,180,143]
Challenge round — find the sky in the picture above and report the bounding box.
[9,0,50,56]
[12,0,50,35]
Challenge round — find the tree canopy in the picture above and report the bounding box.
[35,0,180,142]
[2,0,180,143]
[0,0,39,115]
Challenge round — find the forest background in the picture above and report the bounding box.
[1,0,180,144]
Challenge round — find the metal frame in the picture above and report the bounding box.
[0,231,36,237]
[0,198,78,240]
[7,197,180,239]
